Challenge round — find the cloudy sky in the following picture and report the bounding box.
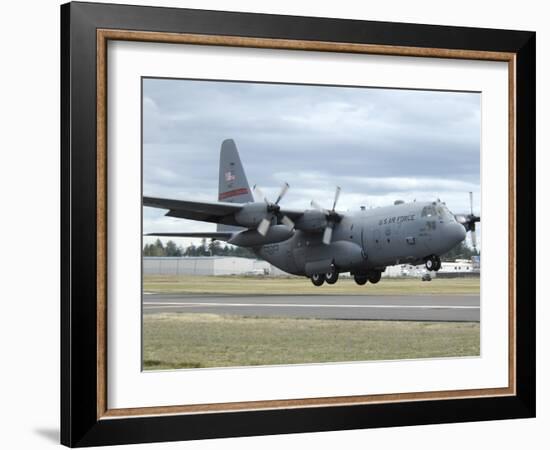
[143,77,480,247]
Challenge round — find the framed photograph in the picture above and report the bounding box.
[61,1,535,447]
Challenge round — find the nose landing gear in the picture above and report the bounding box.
[425,255,441,271]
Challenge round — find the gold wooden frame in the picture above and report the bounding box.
[96,29,516,420]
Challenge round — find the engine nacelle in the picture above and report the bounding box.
[294,210,327,232]
[228,225,294,247]
[234,203,268,228]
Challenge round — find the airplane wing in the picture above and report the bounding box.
[143,196,305,227]
[143,196,245,226]
[276,208,305,221]
[144,231,234,241]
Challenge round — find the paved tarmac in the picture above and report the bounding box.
[143,293,479,322]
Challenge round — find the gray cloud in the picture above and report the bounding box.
[143,78,480,247]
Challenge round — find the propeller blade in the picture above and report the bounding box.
[275,182,290,205]
[281,215,294,230]
[469,191,474,216]
[471,222,477,249]
[253,184,268,204]
[322,226,333,245]
[332,186,341,211]
[257,217,271,236]
[311,199,324,211]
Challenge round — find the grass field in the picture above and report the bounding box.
[142,276,480,370]
[143,313,480,370]
[143,275,480,296]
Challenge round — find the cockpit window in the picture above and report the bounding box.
[421,206,437,217]
[423,203,454,220]
[439,204,455,221]
[422,203,453,220]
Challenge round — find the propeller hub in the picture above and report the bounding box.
[311,186,343,244]
[267,203,281,213]
[253,182,294,236]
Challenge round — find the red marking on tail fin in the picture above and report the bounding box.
[219,188,249,200]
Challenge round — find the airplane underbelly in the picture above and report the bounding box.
[294,240,366,275]
[255,240,301,275]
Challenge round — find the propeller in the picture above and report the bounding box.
[311,186,342,245]
[253,182,294,236]
[455,191,480,251]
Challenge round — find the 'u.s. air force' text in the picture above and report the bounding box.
[378,214,416,226]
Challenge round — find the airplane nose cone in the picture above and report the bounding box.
[448,222,466,245]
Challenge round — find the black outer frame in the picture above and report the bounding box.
[60,1,536,447]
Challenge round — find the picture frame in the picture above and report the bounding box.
[61,1,535,447]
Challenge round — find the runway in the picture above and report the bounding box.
[143,293,480,322]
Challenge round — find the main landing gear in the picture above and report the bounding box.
[353,271,381,286]
[310,267,381,287]
[425,255,441,271]
[310,273,325,286]
[325,266,339,285]
[310,265,340,286]
[368,271,382,284]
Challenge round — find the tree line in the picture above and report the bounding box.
[143,238,256,258]
[441,241,479,261]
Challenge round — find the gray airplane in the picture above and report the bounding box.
[144,139,479,286]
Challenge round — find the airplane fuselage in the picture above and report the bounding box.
[254,200,466,277]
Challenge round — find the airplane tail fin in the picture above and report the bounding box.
[217,139,253,232]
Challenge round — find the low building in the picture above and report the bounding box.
[439,259,474,273]
[143,256,290,276]
[382,264,426,278]
[144,256,479,278]
[435,258,479,278]
[383,258,479,278]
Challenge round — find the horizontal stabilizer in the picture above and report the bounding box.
[143,196,243,226]
[145,232,234,241]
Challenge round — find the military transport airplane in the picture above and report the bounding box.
[144,139,479,286]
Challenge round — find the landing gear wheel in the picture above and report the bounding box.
[425,257,435,271]
[368,271,382,284]
[325,266,339,285]
[425,255,441,272]
[311,273,325,286]
[354,274,368,285]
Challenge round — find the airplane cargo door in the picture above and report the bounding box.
[360,228,367,256]
[364,227,382,265]
[292,245,306,272]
